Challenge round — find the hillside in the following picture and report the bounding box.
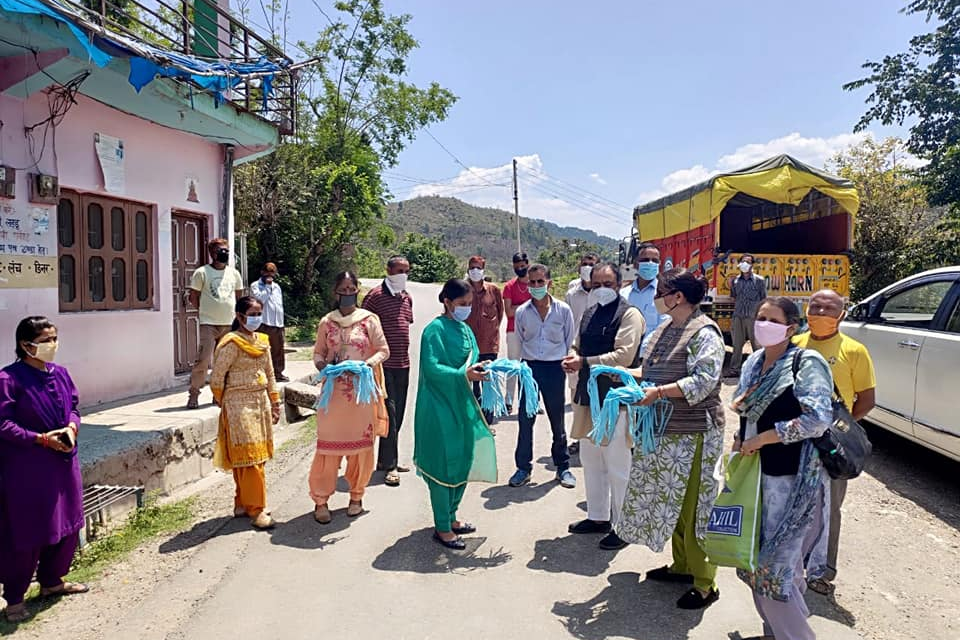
[384,196,620,280]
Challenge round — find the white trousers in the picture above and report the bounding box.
[505,330,521,404]
[580,412,632,526]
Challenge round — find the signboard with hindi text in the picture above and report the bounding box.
[0,201,58,289]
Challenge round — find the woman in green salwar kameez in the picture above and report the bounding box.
[414,279,498,550]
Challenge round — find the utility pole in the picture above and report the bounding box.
[513,158,521,253]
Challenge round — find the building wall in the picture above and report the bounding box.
[0,92,224,406]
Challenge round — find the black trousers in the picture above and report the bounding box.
[473,352,498,425]
[516,360,569,472]
[377,367,410,471]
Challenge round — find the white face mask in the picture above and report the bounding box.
[467,268,484,282]
[739,261,752,273]
[588,286,618,307]
[386,273,407,291]
[579,265,593,283]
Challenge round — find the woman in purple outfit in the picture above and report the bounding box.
[0,316,87,623]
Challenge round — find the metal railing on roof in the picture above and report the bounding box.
[45,0,296,135]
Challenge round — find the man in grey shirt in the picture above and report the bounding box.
[728,253,767,375]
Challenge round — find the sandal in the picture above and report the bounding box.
[432,531,466,550]
[3,604,30,623]
[384,470,401,487]
[251,512,276,530]
[314,504,332,524]
[807,577,835,595]
[346,500,364,517]
[40,581,89,598]
[676,587,719,610]
[451,522,476,535]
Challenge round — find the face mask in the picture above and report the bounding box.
[386,273,408,291]
[530,286,549,300]
[754,320,792,347]
[244,315,263,332]
[514,267,528,278]
[807,313,843,337]
[452,305,472,322]
[338,293,358,309]
[29,341,58,363]
[654,294,678,315]
[588,287,618,307]
[215,248,229,263]
[579,265,593,283]
[467,268,484,282]
[636,261,660,281]
[739,261,752,273]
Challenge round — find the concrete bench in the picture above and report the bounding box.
[283,381,320,423]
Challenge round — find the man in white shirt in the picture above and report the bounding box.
[250,262,287,382]
[186,238,244,408]
[508,264,576,490]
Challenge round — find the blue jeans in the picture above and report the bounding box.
[516,360,569,473]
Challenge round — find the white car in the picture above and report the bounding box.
[842,266,960,462]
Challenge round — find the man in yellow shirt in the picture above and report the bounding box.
[794,288,876,595]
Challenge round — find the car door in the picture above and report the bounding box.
[912,280,960,461]
[844,277,957,439]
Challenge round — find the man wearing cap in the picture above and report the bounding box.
[250,262,288,382]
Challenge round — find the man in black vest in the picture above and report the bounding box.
[562,263,645,551]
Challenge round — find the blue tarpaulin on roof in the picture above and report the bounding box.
[1,0,283,103]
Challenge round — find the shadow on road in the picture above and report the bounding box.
[805,589,857,628]
[269,509,356,550]
[158,515,249,553]
[862,424,960,530]
[553,572,707,640]
[481,481,558,510]
[372,528,512,574]
[527,534,619,577]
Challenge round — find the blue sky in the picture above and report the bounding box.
[280,0,929,238]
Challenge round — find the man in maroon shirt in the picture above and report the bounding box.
[502,251,531,412]
[361,255,413,486]
[464,255,504,427]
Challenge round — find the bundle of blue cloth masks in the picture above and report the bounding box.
[479,358,540,419]
[314,360,380,412]
[586,365,673,454]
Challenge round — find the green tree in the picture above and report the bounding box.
[396,233,458,283]
[828,137,948,297]
[537,238,605,286]
[234,0,455,321]
[844,0,960,210]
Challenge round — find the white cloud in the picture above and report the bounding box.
[634,131,893,205]
[589,172,607,185]
[395,154,633,238]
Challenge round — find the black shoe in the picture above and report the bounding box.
[432,531,466,550]
[598,532,629,550]
[276,374,290,382]
[676,587,719,610]
[568,441,580,455]
[506,404,513,414]
[452,522,476,535]
[646,565,694,584]
[568,519,611,535]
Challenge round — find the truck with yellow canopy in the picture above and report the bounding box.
[626,154,859,333]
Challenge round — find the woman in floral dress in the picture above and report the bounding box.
[732,297,833,640]
[309,272,389,524]
[618,269,726,610]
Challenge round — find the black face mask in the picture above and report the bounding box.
[338,293,358,308]
[514,267,528,278]
[215,248,229,263]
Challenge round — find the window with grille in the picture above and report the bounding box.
[57,190,155,311]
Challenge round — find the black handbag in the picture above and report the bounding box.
[791,350,872,480]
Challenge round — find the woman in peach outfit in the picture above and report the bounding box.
[310,271,389,524]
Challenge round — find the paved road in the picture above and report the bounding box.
[21,281,958,640]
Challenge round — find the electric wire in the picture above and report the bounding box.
[514,157,633,210]
[516,166,630,219]
[517,173,632,225]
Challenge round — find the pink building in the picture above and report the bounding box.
[0,0,295,405]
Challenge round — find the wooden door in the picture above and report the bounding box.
[172,212,207,373]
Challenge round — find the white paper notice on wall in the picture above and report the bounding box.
[95,132,125,193]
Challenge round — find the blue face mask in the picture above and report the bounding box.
[452,305,472,322]
[529,286,549,300]
[637,261,660,281]
[244,315,263,331]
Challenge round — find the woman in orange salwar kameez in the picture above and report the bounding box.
[210,296,281,530]
[310,272,389,524]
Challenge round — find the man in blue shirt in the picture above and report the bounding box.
[249,262,287,381]
[621,242,666,345]
[509,263,576,490]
